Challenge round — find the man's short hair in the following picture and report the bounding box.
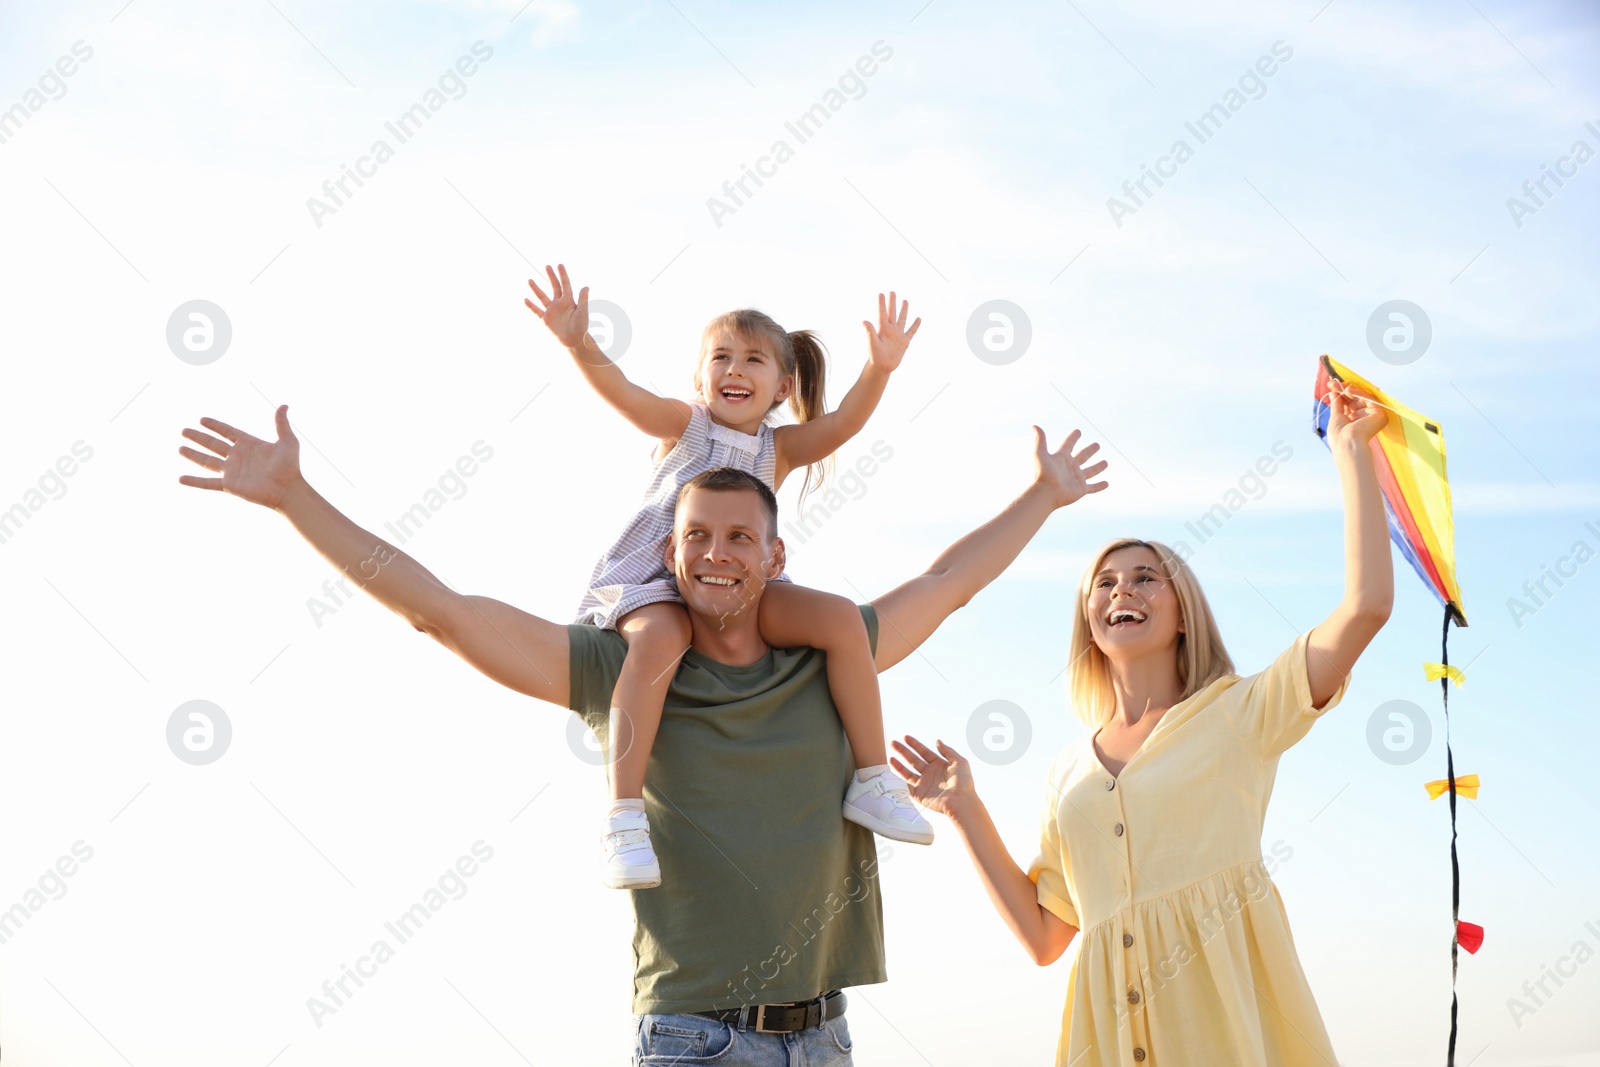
[676,468,779,539]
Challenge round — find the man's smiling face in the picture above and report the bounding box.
[665,485,785,626]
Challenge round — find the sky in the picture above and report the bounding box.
[1,0,1597,1064]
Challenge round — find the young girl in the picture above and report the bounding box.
[891,381,1393,1065]
[524,263,934,890]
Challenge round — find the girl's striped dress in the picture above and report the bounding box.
[576,402,786,629]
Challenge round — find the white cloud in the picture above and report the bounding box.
[513,0,580,48]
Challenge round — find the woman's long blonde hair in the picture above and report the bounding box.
[697,309,832,504]
[1067,538,1235,728]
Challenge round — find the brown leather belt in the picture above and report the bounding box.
[693,990,846,1033]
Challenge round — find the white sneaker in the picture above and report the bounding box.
[843,770,934,845]
[601,811,661,889]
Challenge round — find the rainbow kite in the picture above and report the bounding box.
[1311,355,1475,1066]
[1312,355,1466,626]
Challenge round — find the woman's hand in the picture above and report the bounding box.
[178,404,304,511]
[525,263,590,350]
[1323,379,1387,450]
[1030,426,1109,509]
[891,736,977,820]
[896,736,1078,966]
[861,291,921,373]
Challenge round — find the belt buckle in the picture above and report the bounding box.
[753,1003,780,1034]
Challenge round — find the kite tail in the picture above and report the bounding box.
[1443,605,1460,1066]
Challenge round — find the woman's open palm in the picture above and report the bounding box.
[178,404,302,510]
[891,736,976,819]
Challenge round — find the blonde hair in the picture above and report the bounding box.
[697,309,832,504]
[1067,538,1235,728]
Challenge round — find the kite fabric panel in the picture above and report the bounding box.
[1312,354,1468,626]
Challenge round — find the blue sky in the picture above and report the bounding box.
[1,1,1597,1064]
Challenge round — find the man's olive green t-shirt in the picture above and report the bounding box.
[567,604,888,1015]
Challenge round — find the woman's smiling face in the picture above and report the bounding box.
[1085,545,1185,657]
[695,329,791,423]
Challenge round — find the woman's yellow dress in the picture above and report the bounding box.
[1028,633,1351,1067]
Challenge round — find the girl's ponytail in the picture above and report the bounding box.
[786,330,828,424]
[787,329,833,506]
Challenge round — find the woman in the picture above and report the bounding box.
[891,381,1392,1066]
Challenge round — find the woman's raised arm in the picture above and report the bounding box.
[1305,380,1395,708]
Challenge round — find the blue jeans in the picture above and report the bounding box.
[633,1010,854,1065]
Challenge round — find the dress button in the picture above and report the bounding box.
[1127,989,1140,1005]
[1123,932,1134,948]
[1114,823,1124,836]
[1134,1048,1146,1062]
[1105,779,1116,791]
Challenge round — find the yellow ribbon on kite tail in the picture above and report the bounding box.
[1424,662,1466,686]
[1313,356,1467,626]
[1425,774,1480,800]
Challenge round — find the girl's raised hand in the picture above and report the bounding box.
[524,263,590,349]
[1031,426,1109,509]
[1323,379,1388,450]
[890,736,976,819]
[177,404,303,511]
[861,291,921,372]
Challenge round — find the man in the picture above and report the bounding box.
[177,404,1107,1065]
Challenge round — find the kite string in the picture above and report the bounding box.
[1443,605,1460,1067]
[1316,384,1409,420]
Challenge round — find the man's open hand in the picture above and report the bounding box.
[1032,426,1108,509]
[178,404,303,510]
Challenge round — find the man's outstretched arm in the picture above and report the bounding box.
[179,405,571,707]
[871,427,1106,672]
